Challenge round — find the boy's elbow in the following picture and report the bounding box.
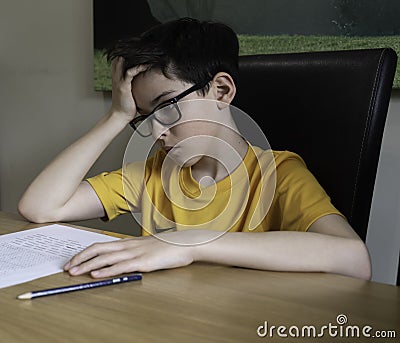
[18,199,52,224]
[359,251,372,281]
[329,238,371,280]
[355,260,372,281]
[349,239,372,280]
[18,199,31,221]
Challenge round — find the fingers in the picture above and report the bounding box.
[71,251,137,277]
[111,56,148,83]
[63,234,193,279]
[64,238,153,277]
[126,64,149,81]
[111,56,124,82]
[91,260,143,278]
[64,240,129,274]
[110,58,148,120]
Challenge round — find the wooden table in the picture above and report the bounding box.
[0,212,399,342]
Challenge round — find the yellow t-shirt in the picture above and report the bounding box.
[86,145,343,235]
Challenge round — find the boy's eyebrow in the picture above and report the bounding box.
[136,89,177,114]
[150,90,176,107]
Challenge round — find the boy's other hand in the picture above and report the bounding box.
[63,234,196,278]
[109,57,148,124]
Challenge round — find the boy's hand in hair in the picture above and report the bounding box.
[109,57,147,124]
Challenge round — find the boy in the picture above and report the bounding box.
[18,18,371,280]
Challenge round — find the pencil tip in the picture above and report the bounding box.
[17,293,31,300]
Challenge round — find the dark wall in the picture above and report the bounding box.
[93,0,160,50]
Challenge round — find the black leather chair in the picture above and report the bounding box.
[397,253,400,286]
[233,48,397,244]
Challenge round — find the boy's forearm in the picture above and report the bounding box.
[18,111,128,222]
[191,230,371,280]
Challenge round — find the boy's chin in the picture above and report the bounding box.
[168,155,202,168]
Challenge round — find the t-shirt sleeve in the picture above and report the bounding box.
[274,152,346,232]
[86,162,145,221]
[86,169,128,221]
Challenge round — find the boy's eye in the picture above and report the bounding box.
[156,102,171,112]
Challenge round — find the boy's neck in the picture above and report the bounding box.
[191,134,248,184]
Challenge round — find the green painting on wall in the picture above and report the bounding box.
[94,0,400,90]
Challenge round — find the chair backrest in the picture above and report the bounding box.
[397,253,400,286]
[233,48,397,241]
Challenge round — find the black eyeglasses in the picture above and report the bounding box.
[129,79,210,137]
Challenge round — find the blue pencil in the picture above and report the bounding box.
[17,274,142,300]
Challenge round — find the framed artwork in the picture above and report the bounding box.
[94,0,400,90]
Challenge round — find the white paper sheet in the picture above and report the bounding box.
[0,224,119,289]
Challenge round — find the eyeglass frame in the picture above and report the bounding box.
[129,79,211,135]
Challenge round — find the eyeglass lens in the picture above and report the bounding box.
[135,103,181,137]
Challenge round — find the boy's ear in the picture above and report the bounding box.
[210,72,236,106]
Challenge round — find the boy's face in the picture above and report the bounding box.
[131,68,224,167]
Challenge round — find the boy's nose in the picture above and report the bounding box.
[151,119,169,139]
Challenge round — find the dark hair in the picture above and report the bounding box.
[106,17,239,95]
